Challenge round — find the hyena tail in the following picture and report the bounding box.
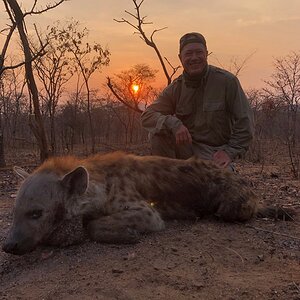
[256,205,296,221]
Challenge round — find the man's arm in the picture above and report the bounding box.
[141,83,183,136]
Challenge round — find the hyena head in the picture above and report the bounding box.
[2,165,88,255]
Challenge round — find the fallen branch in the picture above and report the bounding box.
[245,224,300,241]
[224,246,245,264]
[293,281,300,294]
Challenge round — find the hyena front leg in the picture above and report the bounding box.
[84,205,165,244]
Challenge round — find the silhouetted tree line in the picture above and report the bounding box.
[1,84,299,147]
[0,92,148,154]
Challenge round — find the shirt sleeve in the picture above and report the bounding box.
[223,76,254,159]
[141,83,183,135]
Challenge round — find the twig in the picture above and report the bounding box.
[150,27,167,40]
[24,0,67,17]
[225,246,245,264]
[209,236,244,264]
[293,281,300,294]
[245,224,300,241]
[164,56,181,81]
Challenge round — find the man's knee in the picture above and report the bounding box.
[150,133,193,159]
[150,132,176,158]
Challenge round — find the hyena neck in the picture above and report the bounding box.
[65,180,107,218]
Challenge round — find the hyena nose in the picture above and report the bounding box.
[2,241,19,254]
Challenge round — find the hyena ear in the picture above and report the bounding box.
[61,166,89,196]
[13,166,30,179]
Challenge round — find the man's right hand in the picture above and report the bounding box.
[175,125,192,145]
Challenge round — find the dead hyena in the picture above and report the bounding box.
[2,152,293,255]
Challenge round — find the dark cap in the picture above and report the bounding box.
[179,32,207,53]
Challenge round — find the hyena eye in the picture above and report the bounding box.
[26,210,43,220]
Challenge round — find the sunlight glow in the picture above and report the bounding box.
[132,84,140,93]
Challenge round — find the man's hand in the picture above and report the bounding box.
[213,150,232,168]
[175,125,192,145]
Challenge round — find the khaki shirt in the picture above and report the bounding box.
[141,65,254,159]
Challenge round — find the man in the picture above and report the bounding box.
[141,32,254,169]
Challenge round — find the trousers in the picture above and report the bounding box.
[150,132,235,171]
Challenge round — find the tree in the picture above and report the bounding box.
[32,20,77,154]
[0,85,5,166]
[58,92,88,152]
[3,0,67,161]
[0,67,27,166]
[245,88,279,167]
[114,0,180,86]
[107,64,157,144]
[264,51,300,178]
[107,64,157,113]
[109,0,182,113]
[59,21,110,153]
[211,51,256,77]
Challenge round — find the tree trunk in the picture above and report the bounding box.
[0,104,6,167]
[85,84,95,153]
[0,134,5,167]
[6,0,49,161]
[0,112,6,167]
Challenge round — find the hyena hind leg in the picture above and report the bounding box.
[215,194,258,222]
[85,207,165,244]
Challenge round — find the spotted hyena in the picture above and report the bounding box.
[2,152,293,255]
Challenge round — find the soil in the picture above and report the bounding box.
[0,156,299,300]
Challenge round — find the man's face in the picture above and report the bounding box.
[179,43,208,76]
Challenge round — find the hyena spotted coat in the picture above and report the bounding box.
[2,152,291,255]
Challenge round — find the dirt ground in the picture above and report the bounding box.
[0,153,299,300]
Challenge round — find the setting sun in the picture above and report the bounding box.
[132,84,140,93]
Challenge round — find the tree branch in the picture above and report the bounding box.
[107,77,143,113]
[0,23,16,74]
[24,0,67,17]
[114,0,180,86]
[164,56,181,81]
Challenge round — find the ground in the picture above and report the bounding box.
[0,151,299,300]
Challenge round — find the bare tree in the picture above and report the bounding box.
[107,63,157,113]
[58,90,88,152]
[264,51,300,178]
[210,51,256,77]
[0,82,5,166]
[3,0,67,161]
[107,64,158,145]
[61,22,110,153]
[114,0,180,86]
[32,20,77,154]
[0,67,26,132]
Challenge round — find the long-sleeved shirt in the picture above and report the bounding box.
[141,65,254,159]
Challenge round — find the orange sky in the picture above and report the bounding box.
[2,0,300,91]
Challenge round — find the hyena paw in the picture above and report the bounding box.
[123,228,140,244]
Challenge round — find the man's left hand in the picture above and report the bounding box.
[213,150,232,169]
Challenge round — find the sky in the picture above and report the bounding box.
[2,0,300,91]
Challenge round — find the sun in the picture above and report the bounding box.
[132,84,140,94]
